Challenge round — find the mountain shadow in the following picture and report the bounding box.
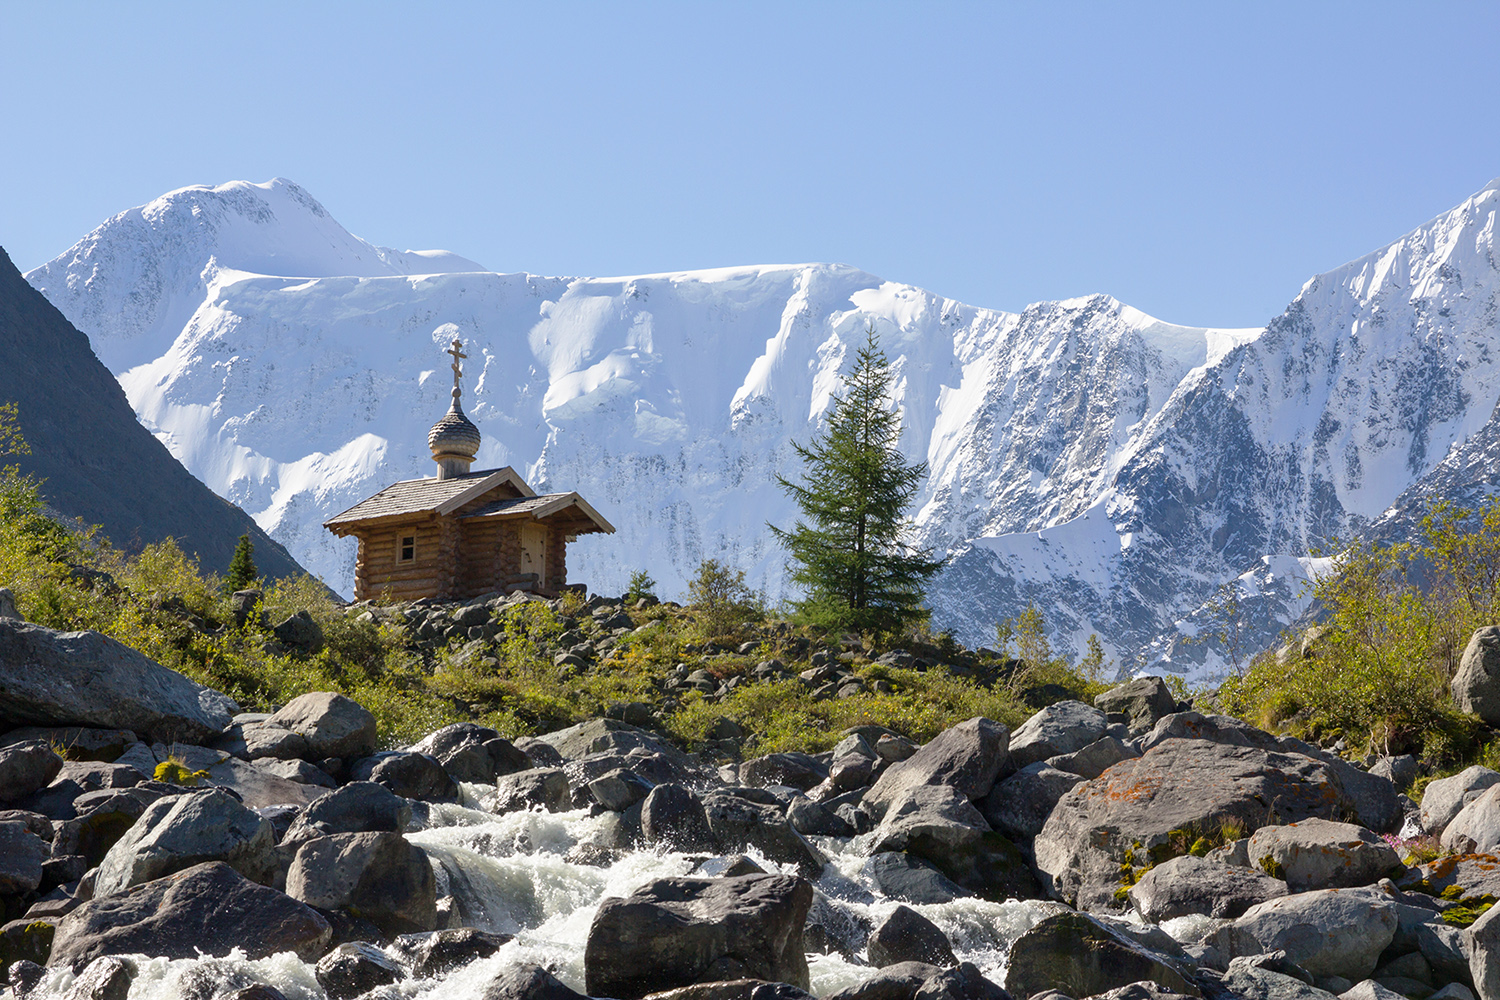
[0,245,304,581]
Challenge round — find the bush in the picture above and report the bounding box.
[685,558,762,641]
[1221,500,1500,761]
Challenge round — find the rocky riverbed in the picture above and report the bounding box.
[7,607,1500,1000]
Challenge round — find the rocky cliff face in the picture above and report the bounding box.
[24,177,1500,679]
[0,245,304,581]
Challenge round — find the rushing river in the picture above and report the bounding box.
[28,788,1134,1000]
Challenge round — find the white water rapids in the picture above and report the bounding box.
[28,794,1148,1000]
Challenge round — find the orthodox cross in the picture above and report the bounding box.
[446,337,467,401]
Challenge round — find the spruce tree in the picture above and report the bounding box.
[226,533,258,592]
[771,328,942,633]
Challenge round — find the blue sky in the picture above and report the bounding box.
[4,1,1498,328]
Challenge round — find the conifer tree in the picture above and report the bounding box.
[771,329,942,633]
[226,534,258,592]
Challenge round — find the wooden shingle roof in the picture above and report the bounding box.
[462,492,615,533]
[323,467,532,534]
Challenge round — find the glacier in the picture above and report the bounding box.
[24,176,1500,681]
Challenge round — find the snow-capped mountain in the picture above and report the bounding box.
[25,177,1500,680]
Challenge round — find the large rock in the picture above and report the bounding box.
[821,962,944,1000]
[205,757,326,809]
[265,693,376,760]
[1466,900,1500,1000]
[1003,911,1198,999]
[0,740,64,803]
[866,905,955,968]
[495,767,572,813]
[0,820,49,894]
[1139,713,1402,833]
[641,783,718,852]
[93,788,276,897]
[1095,677,1177,732]
[1454,627,1500,724]
[1008,702,1108,769]
[979,762,1085,843]
[387,927,513,977]
[281,780,410,846]
[349,751,458,803]
[1129,854,1288,921]
[1046,736,1137,780]
[1445,785,1500,854]
[741,753,829,791]
[1035,739,1384,909]
[1211,887,1398,981]
[860,853,965,905]
[1245,819,1402,892]
[1421,766,1500,837]
[48,861,330,970]
[0,621,236,743]
[315,941,403,1000]
[702,790,825,877]
[481,963,589,1000]
[538,718,691,765]
[1408,852,1500,901]
[873,784,1037,900]
[1222,959,1339,1000]
[408,723,533,784]
[862,718,1010,816]
[911,964,1010,1000]
[285,831,436,938]
[584,874,813,999]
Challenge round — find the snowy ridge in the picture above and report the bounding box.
[25,177,1500,681]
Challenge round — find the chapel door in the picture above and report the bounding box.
[520,523,549,582]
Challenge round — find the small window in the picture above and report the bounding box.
[399,535,415,562]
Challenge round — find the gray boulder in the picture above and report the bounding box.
[873,784,1036,900]
[1129,854,1288,921]
[315,941,403,1000]
[203,757,326,809]
[641,783,718,852]
[281,780,410,847]
[1368,755,1419,792]
[862,717,1010,816]
[912,963,1010,1000]
[1003,911,1198,999]
[1094,677,1177,732]
[537,718,689,765]
[1140,713,1402,833]
[265,692,376,760]
[1047,737,1137,780]
[860,853,965,905]
[702,790,825,877]
[495,767,572,813]
[270,611,323,655]
[1454,627,1500,724]
[1467,899,1500,1000]
[979,762,1086,843]
[409,723,533,784]
[1223,958,1339,1000]
[286,830,436,938]
[0,587,17,620]
[741,753,829,791]
[0,820,49,894]
[1035,739,1386,909]
[822,962,944,1000]
[1408,851,1500,901]
[1211,887,1398,981]
[349,751,458,803]
[1245,818,1402,892]
[387,927,513,976]
[0,741,64,803]
[94,787,276,897]
[583,873,813,999]
[241,724,311,761]
[480,963,589,1000]
[866,905,955,967]
[588,768,654,812]
[0,620,236,743]
[1337,982,1408,1000]
[1445,785,1500,854]
[1421,766,1500,837]
[48,861,330,970]
[1009,702,1107,769]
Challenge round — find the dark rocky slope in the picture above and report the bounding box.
[0,246,302,580]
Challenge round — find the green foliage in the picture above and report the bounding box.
[624,569,657,603]
[226,534,258,592]
[685,558,762,641]
[1220,501,1500,760]
[994,603,1110,702]
[771,328,942,634]
[153,759,210,785]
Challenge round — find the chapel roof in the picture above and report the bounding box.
[323,466,531,532]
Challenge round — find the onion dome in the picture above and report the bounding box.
[430,336,481,479]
